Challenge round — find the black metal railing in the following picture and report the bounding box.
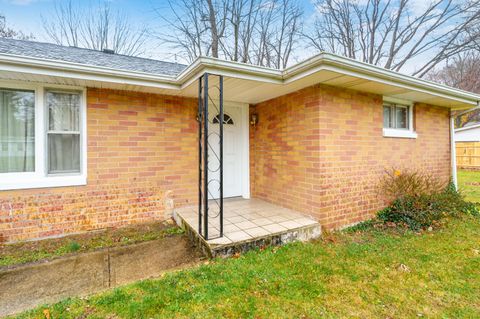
[198,73,223,240]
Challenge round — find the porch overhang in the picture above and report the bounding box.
[0,51,478,109]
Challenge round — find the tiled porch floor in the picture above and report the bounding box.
[174,198,321,257]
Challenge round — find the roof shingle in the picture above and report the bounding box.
[0,37,187,76]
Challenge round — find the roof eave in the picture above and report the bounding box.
[0,51,479,108]
[328,54,480,106]
[177,56,283,89]
[181,54,480,107]
[284,53,480,108]
[0,52,181,90]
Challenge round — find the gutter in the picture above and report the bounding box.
[0,51,479,107]
[177,57,283,90]
[0,52,181,90]
[316,53,480,105]
[181,55,480,107]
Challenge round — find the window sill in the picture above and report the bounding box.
[0,175,87,191]
[383,128,418,139]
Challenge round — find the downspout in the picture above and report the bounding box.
[451,102,480,190]
[450,112,458,189]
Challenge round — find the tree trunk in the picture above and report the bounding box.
[206,0,219,58]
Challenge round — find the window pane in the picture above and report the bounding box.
[0,89,35,173]
[212,113,235,125]
[47,91,80,131]
[383,106,392,128]
[395,106,408,129]
[48,134,80,173]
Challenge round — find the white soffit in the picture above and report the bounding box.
[0,52,478,108]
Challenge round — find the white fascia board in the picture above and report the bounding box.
[177,56,282,81]
[315,54,480,106]
[1,51,480,107]
[0,52,181,90]
[319,64,477,107]
[180,66,282,90]
[178,57,283,89]
[191,54,480,107]
[283,53,480,107]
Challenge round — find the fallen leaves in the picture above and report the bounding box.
[232,252,241,259]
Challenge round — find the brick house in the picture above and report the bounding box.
[0,37,478,244]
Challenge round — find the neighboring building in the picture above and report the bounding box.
[0,37,479,243]
[455,123,480,169]
[455,123,480,142]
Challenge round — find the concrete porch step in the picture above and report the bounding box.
[173,198,321,258]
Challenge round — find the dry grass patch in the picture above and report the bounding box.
[0,221,183,268]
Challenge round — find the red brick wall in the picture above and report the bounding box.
[250,84,451,229]
[0,83,452,242]
[249,86,322,216]
[0,88,198,243]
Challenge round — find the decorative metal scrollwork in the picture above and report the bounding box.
[198,73,223,240]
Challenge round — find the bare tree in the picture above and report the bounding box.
[42,0,80,47]
[154,0,303,68]
[42,1,148,56]
[306,0,480,77]
[0,14,34,40]
[454,108,480,128]
[427,53,480,93]
[427,53,480,128]
[270,0,303,68]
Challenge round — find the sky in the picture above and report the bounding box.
[2,0,163,32]
[1,0,317,61]
[1,0,318,32]
[0,0,442,74]
[2,0,175,62]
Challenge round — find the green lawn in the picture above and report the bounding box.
[458,169,480,203]
[14,216,480,319]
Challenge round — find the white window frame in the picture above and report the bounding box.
[0,81,87,190]
[382,97,417,139]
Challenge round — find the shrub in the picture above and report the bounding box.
[377,169,479,230]
[378,168,447,199]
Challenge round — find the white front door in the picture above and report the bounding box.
[208,104,243,199]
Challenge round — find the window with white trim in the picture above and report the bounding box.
[383,103,409,129]
[0,88,35,173]
[46,90,81,174]
[0,83,86,190]
[382,99,417,139]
